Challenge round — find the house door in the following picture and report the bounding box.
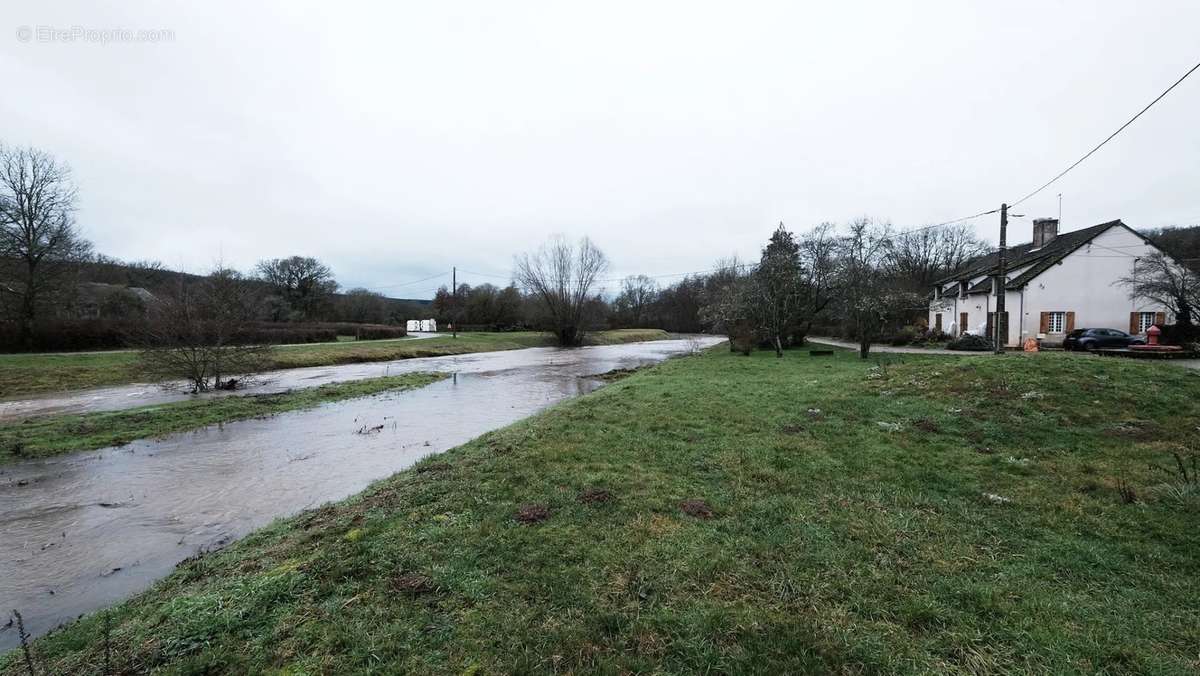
[934,314,942,333]
[959,312,968,336]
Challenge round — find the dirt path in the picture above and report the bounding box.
[806,337,985,356]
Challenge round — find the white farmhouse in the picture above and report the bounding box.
[928,218,1171,347]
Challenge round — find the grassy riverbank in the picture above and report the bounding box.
[6,349,1199,674]
[0,329,669,399]
[0,374,444,465]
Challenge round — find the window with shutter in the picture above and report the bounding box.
[1046,312,1066,333]
[1136,312,1156,333]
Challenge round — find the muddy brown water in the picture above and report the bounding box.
[0,337,722,650]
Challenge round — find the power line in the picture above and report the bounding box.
[376,55,1200,298]
[1010,58,1200,208]
[896,208,1001,236]
[457,269,511,280]
[366,271,448,291]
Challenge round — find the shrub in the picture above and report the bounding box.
[922,328,949,343]
[890,325,921,346]
[0,319,134,352]
[355,325,408,340]
[239,326,337,345]
[0,319,340,354]
[729,320,755,355]
[1159,323,1200,347]
[946,334,994,351]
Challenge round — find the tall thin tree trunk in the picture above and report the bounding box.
[20,293,36,352]
[859,337,870,359]
[19,260,37,351]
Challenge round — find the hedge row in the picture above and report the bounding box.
[0,319,132,352]
[0,320,342,353]
[354,325,408,340]
[241,325,338,345]
[308,322,399,337]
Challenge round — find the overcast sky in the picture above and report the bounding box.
[3,2,1198,298]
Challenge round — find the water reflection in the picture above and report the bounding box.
[0,337,721,648]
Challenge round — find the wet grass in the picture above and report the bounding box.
[0,373,444,465]
[5,349,1200,674]
[0,329,670,398]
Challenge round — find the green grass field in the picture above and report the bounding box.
[0,373,444,465]
[6,349,1199,674]
[0,329,669,399]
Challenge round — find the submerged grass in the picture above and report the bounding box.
[0,329,670,398]
[5,349,1200,674]
[0,373,444,465]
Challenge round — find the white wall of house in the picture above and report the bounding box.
[1015,226,1166,346]
[928,225,1171,347]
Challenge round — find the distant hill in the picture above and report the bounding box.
[77,257,429,305]
[1142,225,1200,269]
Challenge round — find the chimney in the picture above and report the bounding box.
[1032,218,1059,248]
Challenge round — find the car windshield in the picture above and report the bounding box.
[1067,330,1085,337]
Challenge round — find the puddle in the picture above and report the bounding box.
[0,337,721,649]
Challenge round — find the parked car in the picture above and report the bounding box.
[1062,328,1146,351]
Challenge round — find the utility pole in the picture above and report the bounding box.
[994,203,1008,354]
[452,266,457,339]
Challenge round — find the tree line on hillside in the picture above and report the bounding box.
[693,220,987,357]
[440,221,994,356]
[0,143,436,351]
[6,142,1198,362]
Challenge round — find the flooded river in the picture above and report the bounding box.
[0,336,722,649]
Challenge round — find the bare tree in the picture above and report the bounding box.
[837,218,923,358]
[0,145,92,349]
[614,274,658,327]
[797,222,840,343]
[138,266,271,392]
[887,223,990,292]
[514,235,609,346]
[255,255,338,321]
[1118,251,1199,328]
[699,256,753,354]
[337,287,390,324]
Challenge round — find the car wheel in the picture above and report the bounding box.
[1082,341,1096,352]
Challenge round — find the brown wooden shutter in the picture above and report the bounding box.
[1065,312,1076,332]
[935,314,942,332]
[1129,312,1139,334]
[1155,311,1166,326]
[1039,312,1050,333]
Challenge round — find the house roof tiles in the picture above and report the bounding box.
[934,220,1150,292]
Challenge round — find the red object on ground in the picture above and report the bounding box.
[1130,325,1183,352]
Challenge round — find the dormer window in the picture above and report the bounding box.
[958,281,967,299]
